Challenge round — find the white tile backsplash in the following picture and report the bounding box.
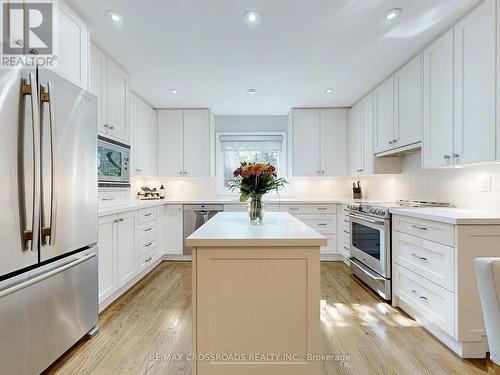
[134,152,500,211]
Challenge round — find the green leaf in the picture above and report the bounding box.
[240,192,250,202]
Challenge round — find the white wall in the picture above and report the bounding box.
[215,115,288,132]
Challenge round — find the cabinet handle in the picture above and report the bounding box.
[109,125,114,130]
[343,230,349,234]
[411,225,428,231]
[288,207,299,211]
[356,169,364,172]
[419,296,428,301]
[443,155,451,160]
[344,219,349,223]
[411,253,428,261]
[316,207,327,211]
[344,246,349,251]
[145,227,153,232]
[119,217,124,222]
[317,223,328,226]
[102,198,114,201]
[144,213,153,217]
[144,242,153,248]
[144,257,153,263]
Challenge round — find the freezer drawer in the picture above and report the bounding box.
[0,250,98,375]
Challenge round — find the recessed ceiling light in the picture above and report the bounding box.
[106,11,122,23]
[247,88,257,95]
[244,11,260,25]
[170,89,178,94]
[325,88,335,94]
[384,8,401,21]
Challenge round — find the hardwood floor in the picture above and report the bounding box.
[46,262,494,375]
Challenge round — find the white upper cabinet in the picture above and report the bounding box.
[183,109,211,177]
[157,109,211,177]
[374,77,395,154]
[90,43,131,144]
[157,109,184,176]
[89,44,107,134]
[132,94,157,176]
[106,59,130,143]
[289,109,321,176]
[453,0,496,165]
[289,108,347,177]
[423,0,497,168]
[350,94,401,176]
[423,30,455,168]
[320,109,348,176]
[394,54,422,149]
[51,1,89,90]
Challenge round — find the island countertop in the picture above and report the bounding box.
[186,212,327,248]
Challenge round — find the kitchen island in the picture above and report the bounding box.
[186,212,327,375]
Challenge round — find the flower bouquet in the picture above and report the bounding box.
[228,162,287,222]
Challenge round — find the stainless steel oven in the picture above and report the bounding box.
[347,203,393,301]
[97,136,130,188]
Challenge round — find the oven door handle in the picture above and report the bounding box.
[349,258,386,281]
[347,213,385,225]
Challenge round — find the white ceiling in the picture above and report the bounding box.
[68,0,481,115]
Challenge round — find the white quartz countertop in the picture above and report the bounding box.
[185,212,328,247]
[390,207,500,225]
[98,197,348,217]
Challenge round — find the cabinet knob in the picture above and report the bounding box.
[103,124,109,128]
[443,155,451,160]
[179,171,183,175]
[388,140,394,145]
[183,171,187,175]
[135,168,142,172]
[453,154,460,159]
[109,125,114,130]
[393,139,398,143]
[321,171,325,174]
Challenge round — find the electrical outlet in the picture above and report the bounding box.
[481,176,492,192]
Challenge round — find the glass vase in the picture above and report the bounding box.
[248,195,265,223]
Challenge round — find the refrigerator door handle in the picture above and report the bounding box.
[40,82,57,246]
[21,73,41,252]
[0,252,96,299]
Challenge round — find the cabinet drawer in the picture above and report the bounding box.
[393,215,455,247]
[138,207,157,224]
[294,215,336,234]
[138,221,157,241]
[393,231,455,292]
[340,235,350,258]
[138,248,159,271]
[137,237,157,257]
[395,264,455,337]
[280,204,337,214]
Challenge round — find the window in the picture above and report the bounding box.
[216,132,287,191]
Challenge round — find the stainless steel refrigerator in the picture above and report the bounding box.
[0,67,98,374]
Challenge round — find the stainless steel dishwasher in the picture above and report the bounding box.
[183,204,224,255]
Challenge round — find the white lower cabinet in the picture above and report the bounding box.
[281,204,339,257]
[392,214,500,358]
[116,211,137,288]
[97,211,137,304]
[97,207,162,309]
[165,205,184,254]
[97,215,117,303]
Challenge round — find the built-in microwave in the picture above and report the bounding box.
[97,136,130,188]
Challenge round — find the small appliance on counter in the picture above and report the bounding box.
[352,181,362,200]
[137,186,161,200]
